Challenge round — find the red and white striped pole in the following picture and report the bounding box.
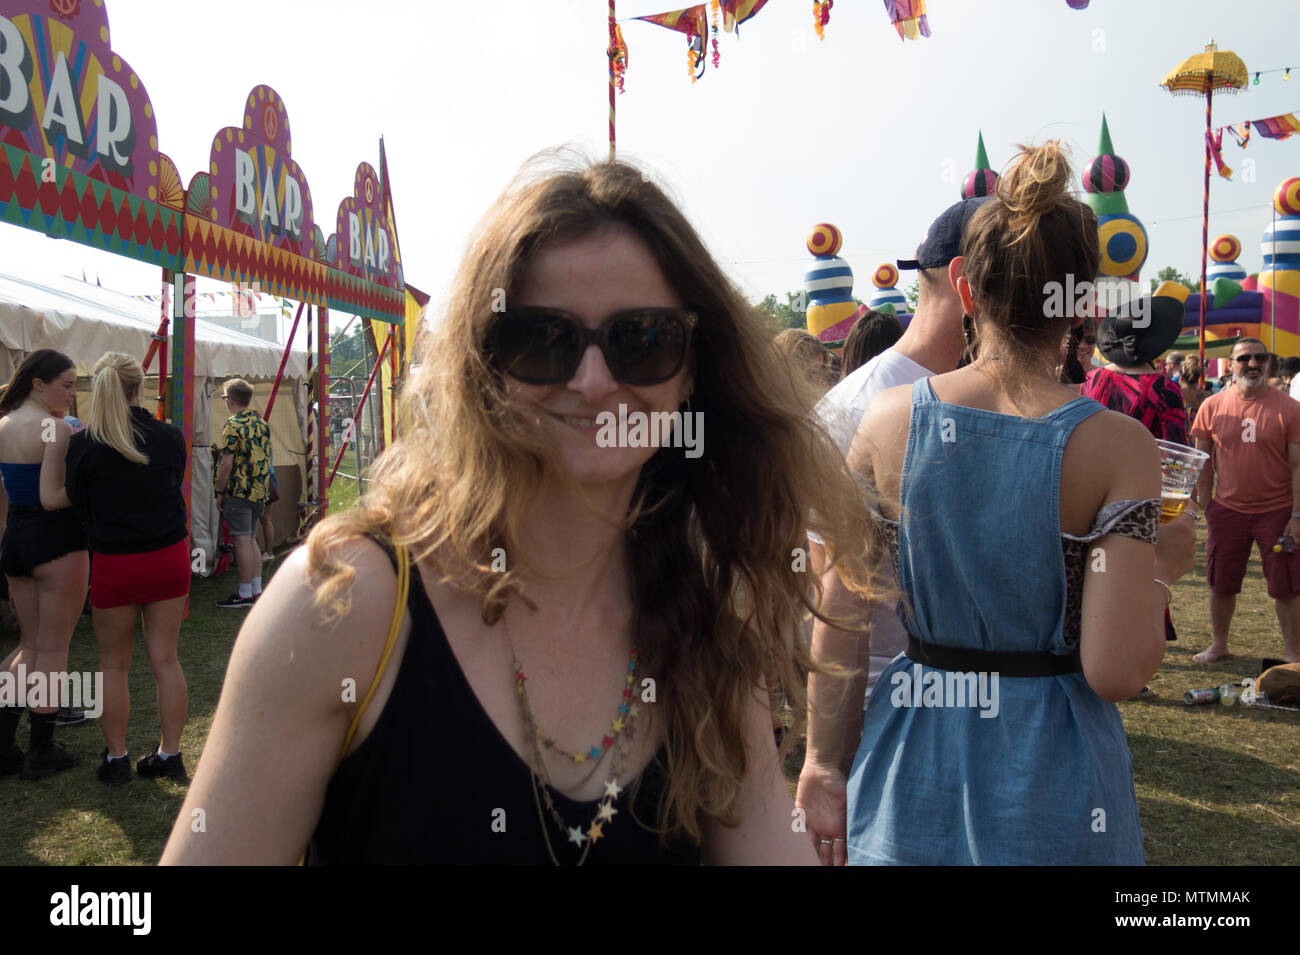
[608,1,616,161]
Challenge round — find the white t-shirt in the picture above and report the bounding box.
[1290,376,1300,402]
[809,348,935,690]
[816,348,934,458]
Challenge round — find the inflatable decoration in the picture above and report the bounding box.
[804,224,859,344]
[962,131,999,201]
[868,263,907,316]
[1083,115,1148,285]
[1207,234,1246,283]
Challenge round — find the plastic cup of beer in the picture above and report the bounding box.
[1155,440,1209,524]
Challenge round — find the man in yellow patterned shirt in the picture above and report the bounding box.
[215,378,271,608]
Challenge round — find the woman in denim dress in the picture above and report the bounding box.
[798,142,1197,865]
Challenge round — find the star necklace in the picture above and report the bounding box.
[503,609,642,866]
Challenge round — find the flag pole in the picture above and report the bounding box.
[1198,78,1213,367]
[609,1,617,160]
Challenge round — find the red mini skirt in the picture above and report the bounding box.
[90,539,191,609]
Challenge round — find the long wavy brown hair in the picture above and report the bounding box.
[306,153,878,845]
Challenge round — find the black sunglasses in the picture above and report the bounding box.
[489,307,698,386]
[1234,354,1269,364]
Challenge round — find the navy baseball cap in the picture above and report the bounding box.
[897,196,991,271]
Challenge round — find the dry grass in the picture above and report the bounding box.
[2,523,1296,865]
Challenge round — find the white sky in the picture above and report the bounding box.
[2,0,1298,333]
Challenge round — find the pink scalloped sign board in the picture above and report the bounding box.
[0,0,161,201]
[332,161,401,289]
[206,84,319,260]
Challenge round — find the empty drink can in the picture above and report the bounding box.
[1184,687,1220,705]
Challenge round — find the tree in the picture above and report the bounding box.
[329,325,369,375]
[1148,266,1200,294]
[903,279,920,313]
[754,290,808,332]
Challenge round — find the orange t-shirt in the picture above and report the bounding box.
[1190,386,1300,513]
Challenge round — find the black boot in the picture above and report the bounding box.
[20,711,80,780]
[0,705,21,776]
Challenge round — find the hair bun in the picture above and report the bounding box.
[997,140,1074,242]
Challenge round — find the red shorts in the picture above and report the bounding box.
[1204,499,1300,599]
[90,539,191,609]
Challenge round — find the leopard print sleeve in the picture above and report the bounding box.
[1062,498,1160,545]
[1060,499,1161,647]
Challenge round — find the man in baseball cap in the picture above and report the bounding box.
[805,195,990,716]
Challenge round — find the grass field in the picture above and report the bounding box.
[1,508,1297,865]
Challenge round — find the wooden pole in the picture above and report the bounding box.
[1198,80,1213,367]
[317,305,331,519]
[609,0,616,161]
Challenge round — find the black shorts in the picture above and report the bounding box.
[0,505,87,578]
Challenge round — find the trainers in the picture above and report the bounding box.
[137,748,188,782]
[261,552,274,562]
[0,743,23,777]
[216,593,257,609]
[53,707,90,726]
[20,741,81,780]
[96,750,132,786]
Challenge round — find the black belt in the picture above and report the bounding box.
[905,636,1082,677]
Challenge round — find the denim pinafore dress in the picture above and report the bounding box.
[846,379,1146,865]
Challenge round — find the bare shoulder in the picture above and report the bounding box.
[1065,409,1160,502]
[251,535,399,671]
[848,384,913,471]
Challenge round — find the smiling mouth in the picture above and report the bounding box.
[550,412,603,429]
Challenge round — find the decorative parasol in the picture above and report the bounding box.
[1160,42,1248,365]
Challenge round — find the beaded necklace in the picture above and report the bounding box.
[503,611,642,866]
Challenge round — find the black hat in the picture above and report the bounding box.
[1095,294,1186,366]
[897,196,991,271]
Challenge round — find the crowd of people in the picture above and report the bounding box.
[1,139,1294,866]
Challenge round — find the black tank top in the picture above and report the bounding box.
[307,542,702,865]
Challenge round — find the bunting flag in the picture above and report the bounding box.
[610,21,629,93]
[813,1,833,40]
[720,0,768,33]
[1227,122,1251,149]
[884,0,930,41]
[710,1,720,69]
[1206,129,1233,180]
[635,5,708,37]
[1251,112,1300,140]
[635,5,709,81]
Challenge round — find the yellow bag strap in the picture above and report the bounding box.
[336,540,410,764]
[300,540,409,866]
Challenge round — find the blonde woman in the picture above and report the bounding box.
[161,156,876,864]
[0,349,87,779]
[65,353,190,784]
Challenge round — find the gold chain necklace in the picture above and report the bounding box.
[503,610,642,866]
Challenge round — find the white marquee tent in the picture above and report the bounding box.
[0,271,309,571]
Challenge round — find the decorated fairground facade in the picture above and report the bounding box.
[0,0,419,540]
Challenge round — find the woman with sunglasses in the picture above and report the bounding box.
[161,157,875,864]
[0,349,88,779]
[1057,316,1098,386]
